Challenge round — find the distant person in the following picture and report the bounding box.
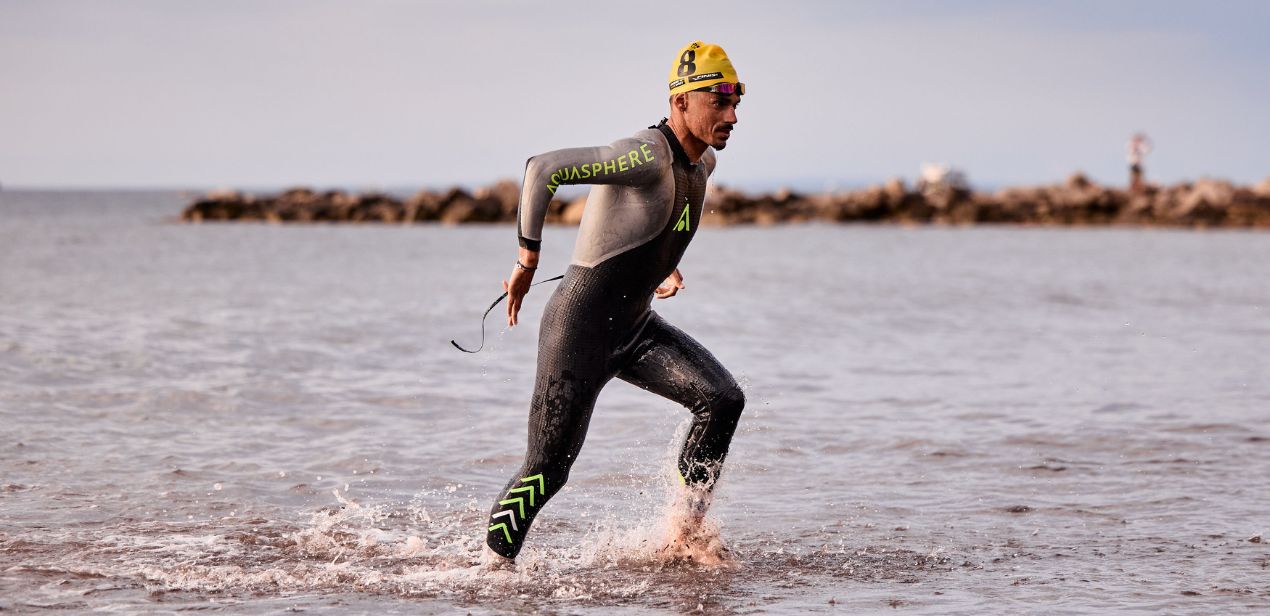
[483,41,747,565]
[1127,133,1152,192]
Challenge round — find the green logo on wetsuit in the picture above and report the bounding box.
[674,200,692,232]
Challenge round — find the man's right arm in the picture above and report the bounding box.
[505,134,664,327]
[515,135,664,252]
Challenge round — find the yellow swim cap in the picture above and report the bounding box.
[668,41,741,96]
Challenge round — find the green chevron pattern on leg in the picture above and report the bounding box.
[520,473,545,497]
[488,473,548,550]
[497,474,545,519]
[489,523,513,544]
[499,496,526,519]
[506,485,537,506]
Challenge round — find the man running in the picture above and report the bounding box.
[484,41,746,562]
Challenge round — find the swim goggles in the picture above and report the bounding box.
[695,82,745,96]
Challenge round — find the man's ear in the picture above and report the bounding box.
[672,92,689,112]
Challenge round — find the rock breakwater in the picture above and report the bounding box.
[182,174,1270,228]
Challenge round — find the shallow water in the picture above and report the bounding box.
[2,190,1268,614]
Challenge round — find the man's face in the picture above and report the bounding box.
[685,90,740,150]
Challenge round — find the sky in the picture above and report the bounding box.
[1,0,1268,191]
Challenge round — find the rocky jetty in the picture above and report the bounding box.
[182,174,1270,228]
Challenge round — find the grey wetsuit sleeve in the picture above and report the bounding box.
[516,133,669,251]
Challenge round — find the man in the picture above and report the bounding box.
[484,41,746,563]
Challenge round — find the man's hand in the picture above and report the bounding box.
[655,268,684,300]
[505,248,539,327]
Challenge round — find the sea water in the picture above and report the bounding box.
[1,191,1267,613]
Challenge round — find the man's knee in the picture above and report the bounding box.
[711,383,745,421]
[520,458,574,499]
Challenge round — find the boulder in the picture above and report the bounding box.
[1173,178,1234,226]
[438,188,479,224]
[476,179,521,221]
[1065,172,1092,191]
[404,190,444,222]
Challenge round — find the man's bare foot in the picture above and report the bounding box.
[480,545,516,571]
[658,519,733,566]
[656,485,734,567]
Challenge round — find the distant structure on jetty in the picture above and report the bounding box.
[182,174,1270,229]
[1127,133,1153,193]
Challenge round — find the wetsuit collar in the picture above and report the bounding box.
[652,118,694,168]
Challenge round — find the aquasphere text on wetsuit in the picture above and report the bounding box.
[544,143,657,195]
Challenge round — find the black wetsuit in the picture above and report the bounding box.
[486,120,745,558]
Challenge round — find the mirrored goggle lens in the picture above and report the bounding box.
[698,82,745,96]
